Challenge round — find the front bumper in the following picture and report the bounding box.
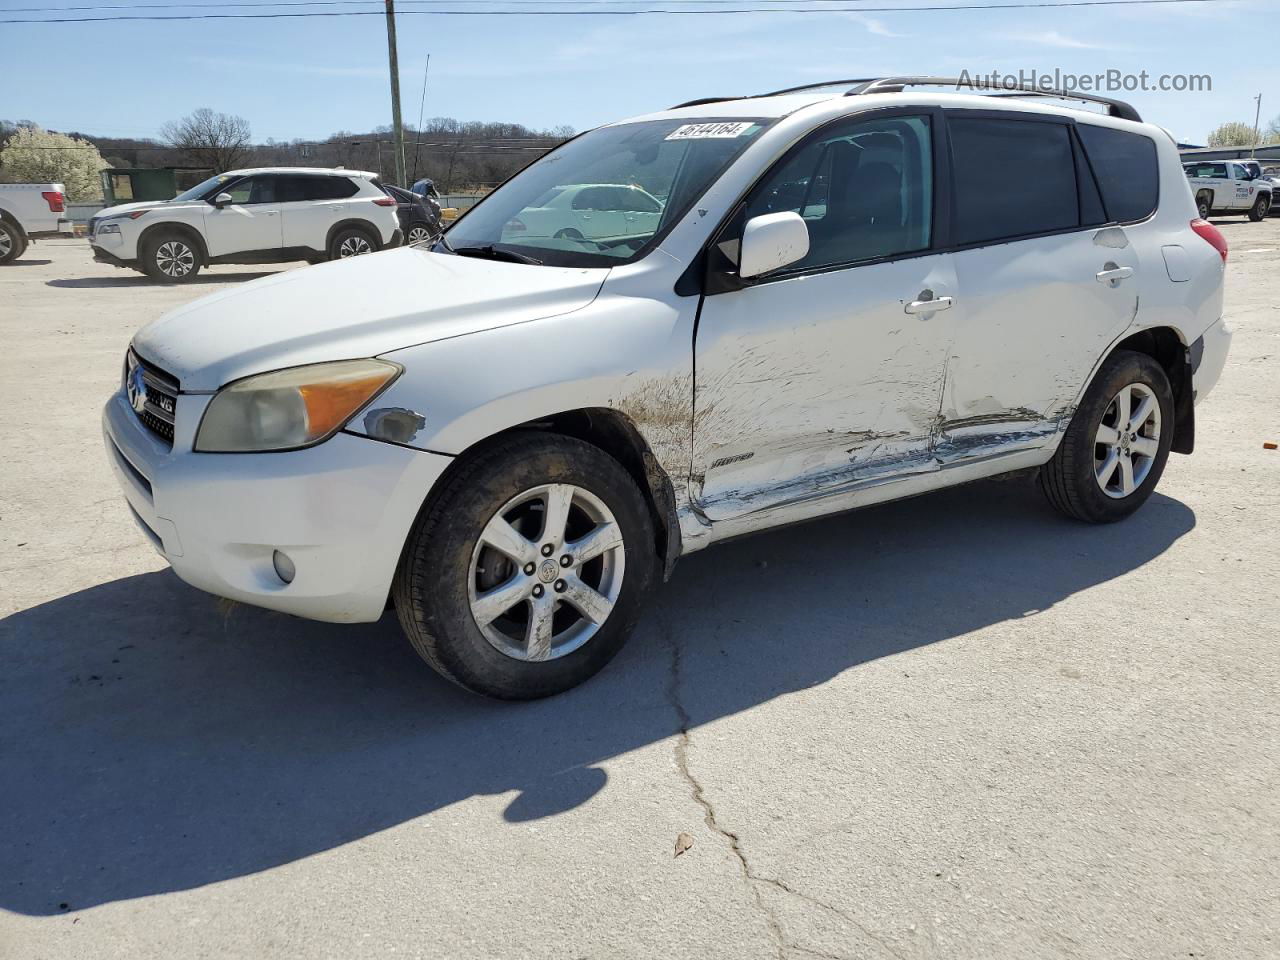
[102,389,453,622]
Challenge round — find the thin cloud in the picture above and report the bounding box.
[1008,30,1107,50]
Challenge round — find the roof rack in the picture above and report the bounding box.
[669,75,1142,123]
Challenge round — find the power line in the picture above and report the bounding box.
[0,0,1230,22]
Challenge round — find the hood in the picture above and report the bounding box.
[132,247,608,392]
[95,199,197,219]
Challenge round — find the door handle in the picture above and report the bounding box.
[1095,264,1133,285]
[903,294,953,316]
[263,210,279,217]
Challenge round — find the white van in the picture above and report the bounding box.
[104,78,1231,698]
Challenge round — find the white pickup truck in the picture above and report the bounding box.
[0,183,75,263]
[1183,160,1273,221]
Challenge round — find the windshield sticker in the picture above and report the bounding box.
[665,122,755,141]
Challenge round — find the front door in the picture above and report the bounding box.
[201,174,285,258]
[692,111,956,522]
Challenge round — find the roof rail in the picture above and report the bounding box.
[844,76,1143,122]
[667,76,1142,123]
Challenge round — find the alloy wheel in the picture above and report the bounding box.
[1094,382,1161,499]
[156,240,194,278]
[338,235,373,257]
[468,483,625,662]
[408,226,432,246]
[0,228,12,258]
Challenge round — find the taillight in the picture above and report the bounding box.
[1190,218,1228,263]
[505,218,527,232]
[42,191,65,213]
[373,196,397,207]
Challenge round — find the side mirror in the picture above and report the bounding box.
[211,192,233,208]
[738,212,809,279]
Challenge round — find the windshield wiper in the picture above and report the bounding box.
[451,244,543,266]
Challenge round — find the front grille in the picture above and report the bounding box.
[126,349,179,446]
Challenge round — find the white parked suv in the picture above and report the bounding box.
[104,78,1232,699]
[88,167,401,282]
[1183,159,1272,221]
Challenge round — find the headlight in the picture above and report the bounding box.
[195,359,402,453]
[97,223,121,235]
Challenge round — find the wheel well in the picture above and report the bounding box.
[138,221,208,262]
[1110,326,1194,454]
[326,219,381,253]
[440,408,682,579]
[0,209,27,237]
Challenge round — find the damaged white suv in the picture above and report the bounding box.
[104,78,1231,699]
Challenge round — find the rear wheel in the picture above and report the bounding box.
[407,224,433,246]
[0,220,28,264]
[329,226,376,260]
[1039,350,1174,523]
[1248,194,1270,221]
[1195,193,1212,220]
[140,230,203,283]
[393,433,657,699]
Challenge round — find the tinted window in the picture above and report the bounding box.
[1186,163,1228,179]
[1076,125,1158,222]
[949,117,1078,245]
[278,175,359,202]
[745,114,933,271]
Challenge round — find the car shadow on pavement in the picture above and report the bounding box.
[45,273,276,289]
[0,478,1195,915]
[6,258,54,266]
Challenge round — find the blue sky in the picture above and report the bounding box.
[2,0,1275,145]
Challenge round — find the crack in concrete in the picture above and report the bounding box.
[661,618,907,960]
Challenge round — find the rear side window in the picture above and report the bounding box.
[1077,125,1159,222]
[948,117,1078,246]
[278,176,360,202]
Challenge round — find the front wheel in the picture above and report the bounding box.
[1248,194,1271,221]
[140,230,203,283]
[1039,350,1175,523]
[406,224,433,246]
[393,434,657,699]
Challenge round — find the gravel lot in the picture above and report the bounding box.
[1,230,1277,960]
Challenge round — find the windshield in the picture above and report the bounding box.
[441,118,771,267]
[172,173,236,202]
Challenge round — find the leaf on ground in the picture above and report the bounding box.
[675,832,694,857]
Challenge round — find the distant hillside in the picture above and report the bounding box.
[4,116,571,194]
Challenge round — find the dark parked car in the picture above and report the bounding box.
[384,184,441,246]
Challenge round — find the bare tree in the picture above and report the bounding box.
[160,108,251,172]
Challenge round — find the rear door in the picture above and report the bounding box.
[569,187,625,240]
[202,175,285,257]
[692,110,956,520]
[278,175,361,253]
[940,113,1142,461]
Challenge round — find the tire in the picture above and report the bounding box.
[406,224,433,246]
[140,230,203,283]
[329,226,377,260]
[1195,194,1212,220]
[0,219,28,264]
[393,433,657,700]
[554,228,584,241]
[1248,194,1270,222]
[1039,349,1175,523]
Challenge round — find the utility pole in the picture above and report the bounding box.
[1251,93,1262,159]
[384,0,407,185]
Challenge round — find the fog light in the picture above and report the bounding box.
[272,549,296,584]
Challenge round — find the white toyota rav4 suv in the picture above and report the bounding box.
[88,167,402,283]
[104,78,1232,699]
